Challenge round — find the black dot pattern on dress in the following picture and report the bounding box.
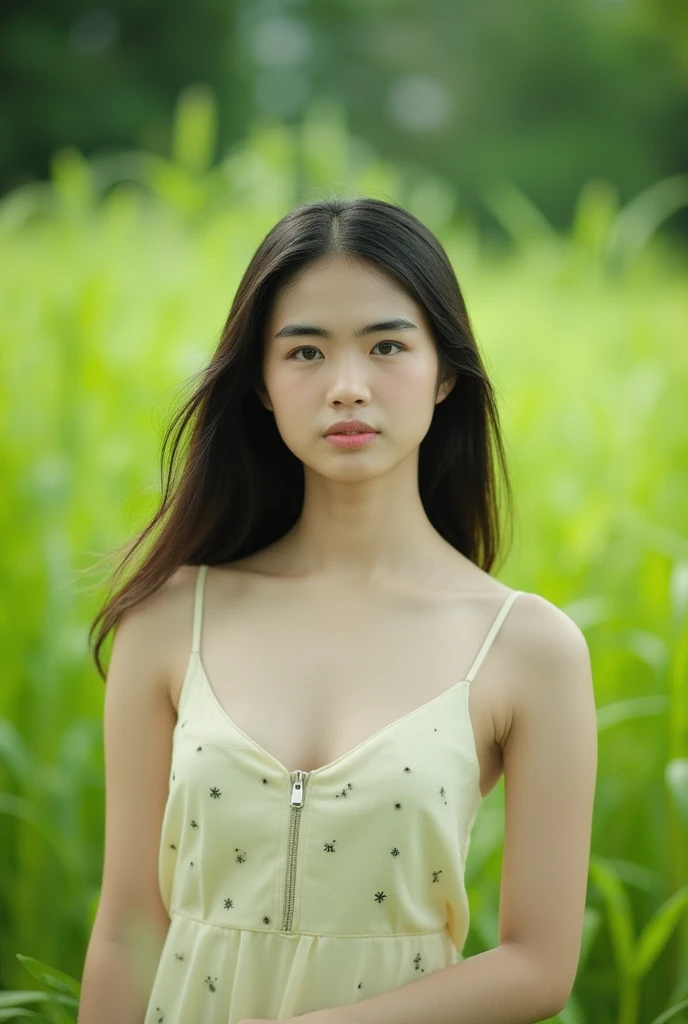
[169,723,450,1002]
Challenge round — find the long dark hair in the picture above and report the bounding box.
[88,194,516,681]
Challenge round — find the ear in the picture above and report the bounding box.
[255,383,273,412]
[435,369,457,404]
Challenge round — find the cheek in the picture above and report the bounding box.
[263,366,310,409]
[274,388,317,432]
[382,362,438,406]
[266,377,317,441]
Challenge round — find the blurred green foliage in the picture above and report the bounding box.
[2,0,688,240]
[1,88,688,1024]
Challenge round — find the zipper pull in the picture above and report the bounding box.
[290,770,306,807]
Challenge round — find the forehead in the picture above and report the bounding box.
[267,256,427,329]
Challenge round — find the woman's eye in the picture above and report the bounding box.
[289,341,404,361]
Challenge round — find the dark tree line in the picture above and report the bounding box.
[2,0,687,236]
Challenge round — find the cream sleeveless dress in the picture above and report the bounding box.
[143,564,524,1023]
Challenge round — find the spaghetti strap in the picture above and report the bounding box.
[191,564,209,655]
[465,590,524,685]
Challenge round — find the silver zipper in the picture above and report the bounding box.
[281,769,308,932]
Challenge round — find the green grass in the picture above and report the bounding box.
[0,86,687,1024]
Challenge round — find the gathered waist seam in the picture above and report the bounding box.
[167,909,448,941]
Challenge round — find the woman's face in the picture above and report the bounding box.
[259,255,455,480]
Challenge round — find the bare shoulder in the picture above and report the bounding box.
[115,564,203,708]
[499,591,594,744]
[508,591,591,668]
[118,563,198,628]
[153,562,253,709]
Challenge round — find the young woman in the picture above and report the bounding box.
[78,196,597,1024]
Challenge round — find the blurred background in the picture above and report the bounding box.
[3,0,688,239]
[1,1,687,1022]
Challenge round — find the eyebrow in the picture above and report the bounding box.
[274,317,419,341]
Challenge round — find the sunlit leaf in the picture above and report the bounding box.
[633,886,688,975]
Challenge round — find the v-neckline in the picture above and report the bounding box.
[187,650,478,781]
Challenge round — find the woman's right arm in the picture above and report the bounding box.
[77,575,183,1024]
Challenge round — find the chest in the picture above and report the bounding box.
[171,583,508,797]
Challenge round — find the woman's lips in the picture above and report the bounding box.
[324,432,378,449]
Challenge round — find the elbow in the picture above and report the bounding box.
[542,963,578,1016]
[508,942,574,1019]
[531,977,571,1021]
[530,975,570,1020]
[548,979,576,1019]
[543,976,577,1019]
[544,991,570,1020]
